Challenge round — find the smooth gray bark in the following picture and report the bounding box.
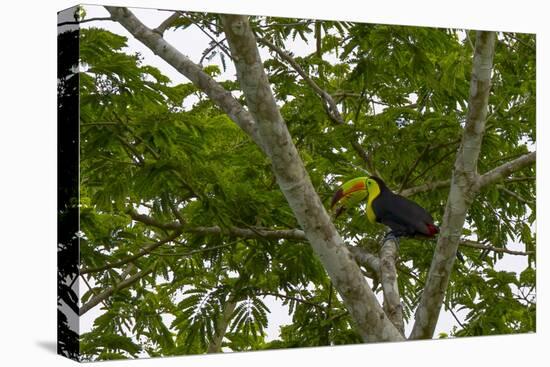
[476,151,536,189]
[221,14,403,342]
[379,239,405,335]
[410,31,496,339]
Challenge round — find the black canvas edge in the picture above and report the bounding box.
[57,5,81,362]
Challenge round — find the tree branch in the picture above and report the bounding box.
[126,207,182,231]
[153,12,181,35]
[80,230,182,275]
[347,246,381,276]
[400,171,535,198]
[498,185,535,205]
[207,298,237,353]
[80,265,151,315]
[129,209,383,274]
[104,6,267,155]
[258,36,377,174]
[258,37,343,124]
[378,238,405,335]
[476,151,536,190]
[458,240,533,256]
[400,179,451,197]
[410,31,496,340]
[58,17,112,26]
[222,14,403,343]
[258,291,324,309]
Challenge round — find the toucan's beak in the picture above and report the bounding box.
[330,188,346,209]
[330,178,368,218]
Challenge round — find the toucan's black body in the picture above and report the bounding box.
[369,177,439,238]
[330,175,464,259]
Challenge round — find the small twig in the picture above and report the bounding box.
[449,307,466,329]
[458,239,533,256]
[80,122,118,127]
[257,291,324,310]
[58,17,112,27]
[497,185,535,206]
[80,230,182,274]
[167,199,186,225]
[185,14,233,62]
[199,39,229,65]
[407,147,456,187]
[505,33,535,52]
[80,266,152,315]
[80,274,109,310]
[116,134,145,166]
[503,176,536,183]
[150,241,236,257]
[398,144,431,193]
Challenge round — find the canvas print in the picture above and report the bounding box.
[57,4,536,362]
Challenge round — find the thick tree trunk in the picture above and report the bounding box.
[221,14,403,343]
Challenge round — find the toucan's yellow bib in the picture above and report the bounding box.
[366,180,381,223]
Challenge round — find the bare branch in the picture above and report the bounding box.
[400,172,535,198]
[150,242,236,257]
[503,176,535,183]
[476,152,536,190]
[459,240,534,256]
[347,246,381,275]
[153,12,181,35]
[498,185,535,205]
[80,274,109,310]
[80,266,151,316]
[379,238,405,335]
[400,179,451,197]
[80,230,182,275]
[258,37,343,123]
[258,36,376,173]
[126,208,182,231]
[58,17,112,26]
[129,209,385,272]
[258,291,324,309]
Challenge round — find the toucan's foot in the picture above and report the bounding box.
[382,231,400,251]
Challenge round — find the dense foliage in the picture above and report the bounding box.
[72,10,535,361]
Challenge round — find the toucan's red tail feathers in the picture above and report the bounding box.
[426,223,439,236]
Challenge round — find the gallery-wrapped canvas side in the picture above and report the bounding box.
[57,6,81,362]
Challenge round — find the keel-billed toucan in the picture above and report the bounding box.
[331,176,439,239]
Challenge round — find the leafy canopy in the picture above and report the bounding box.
[75,13,535,361]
